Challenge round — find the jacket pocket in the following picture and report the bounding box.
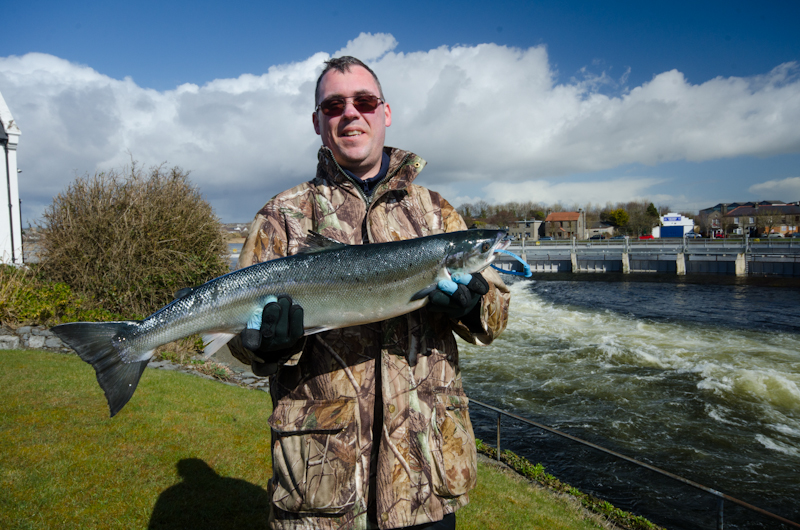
[268,398,358,514]
[429,391,478,498]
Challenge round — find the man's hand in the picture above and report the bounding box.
[428,272,489,319]
[240,295,304,375]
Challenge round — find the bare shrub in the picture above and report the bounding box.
[38,163,228,317]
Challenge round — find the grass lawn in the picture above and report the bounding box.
[1,350,607,530]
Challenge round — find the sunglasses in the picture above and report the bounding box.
[316,95,384,117]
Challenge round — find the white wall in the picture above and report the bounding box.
[0,91,23,265]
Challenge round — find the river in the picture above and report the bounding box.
[459,275,800,529]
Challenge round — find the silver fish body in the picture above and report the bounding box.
[52,229,508,416]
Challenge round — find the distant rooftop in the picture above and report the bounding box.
[545,212,581,222]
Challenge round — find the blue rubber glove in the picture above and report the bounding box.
[428,272,489,319]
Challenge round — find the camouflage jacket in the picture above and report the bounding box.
[231,146,510,530]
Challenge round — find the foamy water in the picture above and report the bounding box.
[459,279,800,527]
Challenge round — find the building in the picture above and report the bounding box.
[507,218,542,241]
[652,213,695,238]
[544,210,586,240]
[0,91,22,265]
[587,221,615,239]
[698,201,800,237]
[724,204,800,236]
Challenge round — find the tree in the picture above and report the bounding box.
[757,207,783,235]
[646,203,659,218]
[606,208,629,228]
[475,200,490,219]
[696,211,712,236]
[621,200,654,236]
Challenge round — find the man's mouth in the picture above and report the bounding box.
[342,130,363,137]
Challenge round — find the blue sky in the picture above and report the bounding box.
[2,0,799,222]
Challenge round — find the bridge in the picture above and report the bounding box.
[495,236,800,277]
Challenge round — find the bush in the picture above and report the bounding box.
[38,163,229,317]
[0,264,123,325]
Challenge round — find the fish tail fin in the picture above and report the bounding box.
[51,321,149,417]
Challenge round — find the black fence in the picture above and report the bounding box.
[469,398,799,530]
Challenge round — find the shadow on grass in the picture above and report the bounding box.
[148,458,271,529]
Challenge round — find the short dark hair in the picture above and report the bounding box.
[314,56,385,105]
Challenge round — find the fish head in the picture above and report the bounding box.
[444,229,509,275]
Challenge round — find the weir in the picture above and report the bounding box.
[494,235,800,277]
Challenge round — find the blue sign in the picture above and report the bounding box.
[664,216,681,221]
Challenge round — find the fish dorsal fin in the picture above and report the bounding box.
[299,231,349,254]
[174,286,196,300]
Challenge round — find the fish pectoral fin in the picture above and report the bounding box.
[304,326,333,335]
[174,286,197,300]
[297,231,349,254]
[410,284,438,302]
[201,332,237,358]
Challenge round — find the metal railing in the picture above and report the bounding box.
[470,398,800,530]
[506,234,800,256]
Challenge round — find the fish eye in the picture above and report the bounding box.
[481,242,491,252]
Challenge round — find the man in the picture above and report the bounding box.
[230,56,510,530]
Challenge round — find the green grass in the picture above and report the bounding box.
[461,462,607,530]
[1,350,610,530]
[1,350,272,529]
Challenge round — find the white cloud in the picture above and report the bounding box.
[484,177,668,207]
[749,177,800,200]
[334,33,398,62]
[2,32,800,222]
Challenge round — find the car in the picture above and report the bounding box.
[790,233,800,238]
[589,235,605,240]
[685,232,702,238]
[767,233,784,239]
[638,235,654,240]
[610,235,627,240]
[539,236,553,241]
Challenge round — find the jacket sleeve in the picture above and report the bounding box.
[440,198,511,346]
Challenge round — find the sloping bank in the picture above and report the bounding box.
[0,327,661,530]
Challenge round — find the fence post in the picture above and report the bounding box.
[496,413,501,462]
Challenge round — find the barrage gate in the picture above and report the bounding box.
[496,236,800,277]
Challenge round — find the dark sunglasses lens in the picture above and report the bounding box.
[320,99,346,116]
[352,96,380,112]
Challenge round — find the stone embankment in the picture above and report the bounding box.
[0,325,67,351]
[0,325,268,391]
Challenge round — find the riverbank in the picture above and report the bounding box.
[0,333,661,529]
[0,348,647,530]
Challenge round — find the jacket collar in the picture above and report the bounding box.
[316,146,427,196]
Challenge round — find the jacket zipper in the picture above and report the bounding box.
[326,150,413,243]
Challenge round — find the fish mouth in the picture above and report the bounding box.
[481,238,508,269]
[494,232,511,253]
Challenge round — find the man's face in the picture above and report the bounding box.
[313,66,392,179]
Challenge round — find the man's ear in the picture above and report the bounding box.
[384,102,392,128]
[312,111,321,135]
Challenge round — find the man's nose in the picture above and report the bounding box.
[341,99,361,118]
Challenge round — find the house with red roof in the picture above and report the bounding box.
[544,210,587,240]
